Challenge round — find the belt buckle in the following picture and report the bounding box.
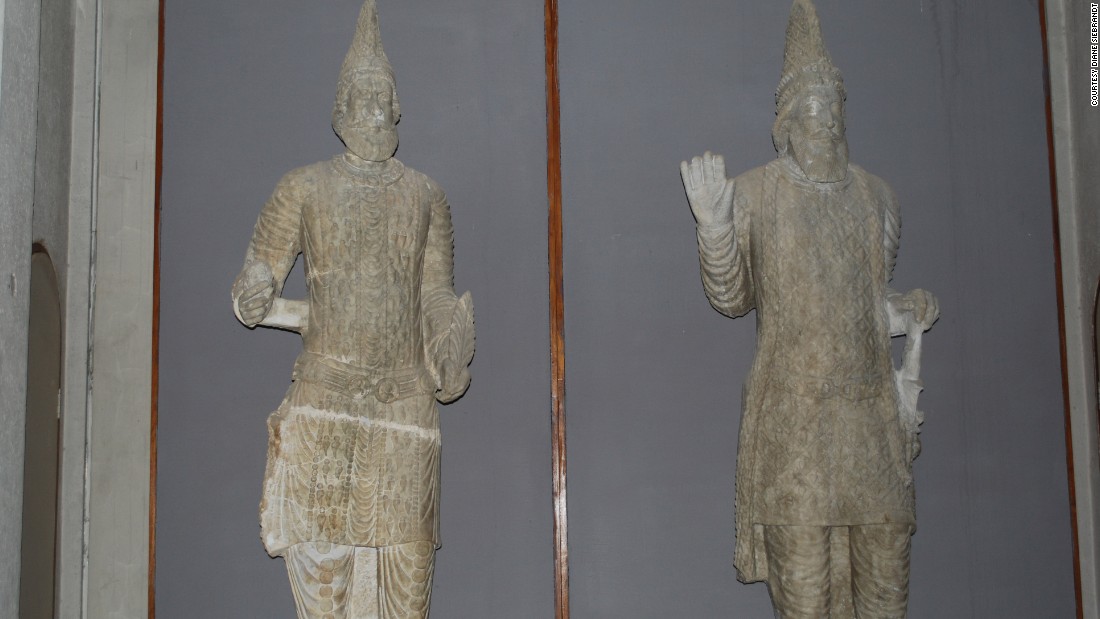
[374,377,399,403]
[348,375,371,398]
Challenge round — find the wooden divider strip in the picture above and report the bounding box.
[149,0,165,615]
[545,1,570,617]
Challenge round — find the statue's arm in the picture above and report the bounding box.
[696,178,755,318]
[231,171,306,328]
[421,183,473,403]
[421,186,458,335]
[881,182,938,334]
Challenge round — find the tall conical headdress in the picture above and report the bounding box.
[333,0,399,127]
[339,0,393,83]
[775,0,844,111]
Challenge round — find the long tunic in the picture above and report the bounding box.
[696,158,914,583]
[242,155,458,557]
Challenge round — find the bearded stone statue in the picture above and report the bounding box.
[231,2,474,616]
[680,1,938,616]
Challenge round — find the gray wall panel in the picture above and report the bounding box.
[560,1,1074,616]
[157,2,551,616]
[160,0,1077,616]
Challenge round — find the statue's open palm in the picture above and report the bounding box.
[681,151,734,228]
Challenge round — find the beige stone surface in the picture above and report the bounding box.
[680,1,936,616]
[232,2,473,616]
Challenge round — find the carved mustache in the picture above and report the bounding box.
[346,123,394,131]
[805,130,844,141]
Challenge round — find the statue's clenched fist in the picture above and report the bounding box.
[680,151,735,229]
[891,288,940,330]
[436,358,471,404]
[233,261,276,327]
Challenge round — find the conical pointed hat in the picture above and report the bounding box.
[339,0,394,82]
[333,0,399,127]
[775,0,844,110]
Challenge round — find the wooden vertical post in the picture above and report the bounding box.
[544,1,569,617]
[149,0,166,615]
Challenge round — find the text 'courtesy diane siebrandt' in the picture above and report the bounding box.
[1092,2,1099,106]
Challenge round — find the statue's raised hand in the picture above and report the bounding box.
[680,151,734,228]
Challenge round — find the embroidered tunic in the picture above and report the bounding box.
[243,156,458,556]
[696,158,913,583]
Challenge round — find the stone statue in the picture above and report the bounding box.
[680,1,937,616]
[231,2,474,616]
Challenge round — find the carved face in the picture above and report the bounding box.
[786,85,848,183]
[336,74,399,162]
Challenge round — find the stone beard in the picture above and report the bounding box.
[788,132,848,183]
[777,84,850,184]
[340,125,399,163]
[333,72,401,163]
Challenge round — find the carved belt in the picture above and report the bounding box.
[292,353,434,403]
[777,373,883,401]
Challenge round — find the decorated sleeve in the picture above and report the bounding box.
[882,182,901,285]
[881,179,907,335]
[697,177,755,318]
[241,169,307,295]
[421,181,460,343]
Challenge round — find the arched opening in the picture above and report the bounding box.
[20,245,62,618]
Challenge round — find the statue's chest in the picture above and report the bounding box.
[768,181,880,297]
[302,180,430,274]
[758,178,888,374]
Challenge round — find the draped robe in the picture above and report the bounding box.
[240,156,459,556]
[695,158,914,583]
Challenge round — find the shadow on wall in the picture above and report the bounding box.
[21,244,62,619]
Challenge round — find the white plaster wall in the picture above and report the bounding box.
[0,0,41,615]
[29,0,81,613]
[57,0,97,614]
[1,0,157,615]
[83,0,158,615]
[3,0,91,615]
[33,0,73,269]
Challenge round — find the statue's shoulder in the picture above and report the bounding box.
[849,165,900,230]
[274,161,329,194]
[731,163,770,188]
[397,162,446,202]
[729,163,773,215]
[849,165,896,202]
